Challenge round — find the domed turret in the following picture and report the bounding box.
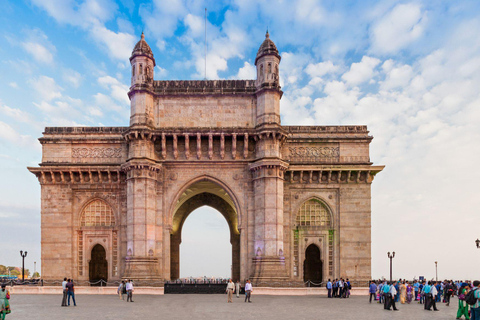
[255,31,281,89]
[130,32,155,87]
[255,31,280,65]
[131,32,154,60]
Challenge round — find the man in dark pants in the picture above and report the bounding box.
[326,279,332,298]
[388,282,399,311]
[61,277,68,307]
[332,279,338,298]
[369,280,377,303]
[383,282,391,310]
[427,281,439,311]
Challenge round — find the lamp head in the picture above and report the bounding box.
[476,239,480,248]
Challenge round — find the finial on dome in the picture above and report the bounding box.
[266,28,269,38]
[141,31,145,40]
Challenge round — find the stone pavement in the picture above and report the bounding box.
[9,294,459,320]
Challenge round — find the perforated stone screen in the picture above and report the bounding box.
[297,199,331,227]
[81,199,115,227]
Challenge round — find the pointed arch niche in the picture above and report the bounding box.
[293,198,335,282]
[77,199,119,282]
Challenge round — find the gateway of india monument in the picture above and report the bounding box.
[29,32,383,286]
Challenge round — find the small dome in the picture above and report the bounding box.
[131,32,154,60]
[255,31,281,65]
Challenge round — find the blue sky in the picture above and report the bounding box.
[1,0,480,280]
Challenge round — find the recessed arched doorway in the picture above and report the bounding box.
[89,244,108,284]
[170,180,240,281]
[303,244,322,285]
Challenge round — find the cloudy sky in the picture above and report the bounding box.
[1,0,480,280]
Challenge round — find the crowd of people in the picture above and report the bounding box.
[325,278,352,298]
[116,279,135,302]
[366,279,480,318]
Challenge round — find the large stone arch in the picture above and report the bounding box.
[169,176,241,281]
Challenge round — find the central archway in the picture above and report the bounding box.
[89,244,108,283]
[170,179,240,281]
[303,244,322,285]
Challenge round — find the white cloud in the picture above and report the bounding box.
[30,76,62,101]
[97,76,130,105]
[0,121,40,150]
[234,62,256,79]
[8,82,18,88]
[370,3,427,54]
[19,28,56,64]
[90,22,136,61]
[156,66,168,78]
[22,42,54,64]
[342,56,381,86]
[305,61,339,78]
[31,0,133,61]
[63,69,83,88]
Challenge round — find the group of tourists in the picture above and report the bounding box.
[61,278,76,307]
[117,280,135,302]
[0,284,11,320]
[367,278,480,318]
[226,279,252,303]
[325,278,352,298]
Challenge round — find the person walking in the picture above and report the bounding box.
[117,281,126,300]
[126,280,134,302]
[369,280,377,303]
[235,281,241,298]
[226,279,235,303]
[0,284,11,320]
[470,280,480,320]
[457,284,470,319]
[61,277,68,307]
[399,281,406,304]
[389,282,399,311]
[406,281,413,304]
[66,279,76,307]
[244,280,252,303]
[445,280,454,306]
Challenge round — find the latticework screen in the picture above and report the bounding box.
[296,199,331,227]
[80,200,115,227]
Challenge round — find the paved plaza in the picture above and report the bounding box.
[10,294,459,320]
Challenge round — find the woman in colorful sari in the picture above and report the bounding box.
[457,284,470,320]
[399,281,407,304]
[0,284,11,320]
[406,281,413,304]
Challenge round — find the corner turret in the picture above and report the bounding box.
[130,32,155,87]
[255,31,281,89]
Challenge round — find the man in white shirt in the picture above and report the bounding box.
[388,282,399,311]
[428,281,439,311]
[126,280,134,302]
[244,280,252,303]
[61,277,68,307]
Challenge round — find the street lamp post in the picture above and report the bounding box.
[435,261,438,281]
[387,252,395,283]
[20,250,28,282]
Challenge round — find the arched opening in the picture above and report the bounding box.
[170,180,240,281]
[89,244,108,284]
[303,244,322,285]
[180,206,231,278]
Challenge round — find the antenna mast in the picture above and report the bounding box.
[204,7,207,80]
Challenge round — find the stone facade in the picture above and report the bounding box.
[29,32,383,285]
